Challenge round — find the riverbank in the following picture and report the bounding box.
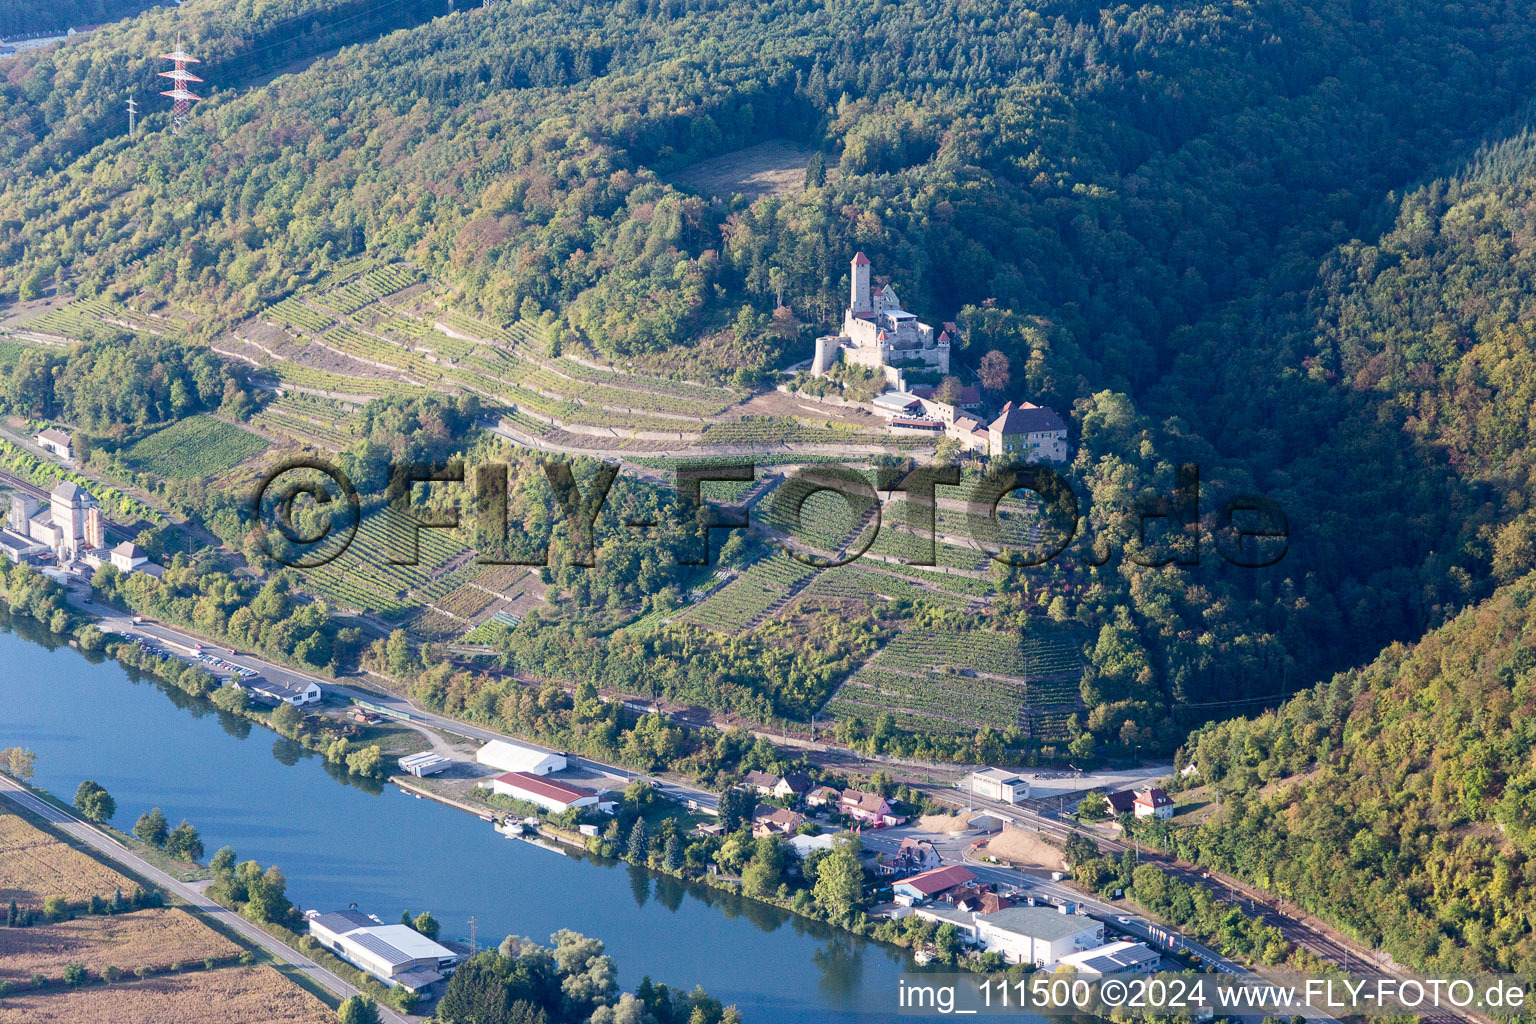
[0,773,391,1020]
[0,613,943,1023]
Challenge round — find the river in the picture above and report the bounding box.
[0,614,949,1022]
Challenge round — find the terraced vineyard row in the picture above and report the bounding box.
[821,623,1085,738]
[798,564,969,606]
[699,418,905,446]
[265,297,334,334]
[521,368,721,419]
[838,665,1029,730]
[363,264,422,295]
[677,552,816,633]
[269,362,417,398]
[26,297,184,339]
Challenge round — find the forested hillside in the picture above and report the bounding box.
[1176,572,1536,976]
[0,0,147,37]
[2,0,1536,752]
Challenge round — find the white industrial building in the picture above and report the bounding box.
[308,910,460,992]
[1055,940,1160,976]
[973,905,1104,966]
[969,768,1029,804]
[483,771,599,813]
[476,738,566,776]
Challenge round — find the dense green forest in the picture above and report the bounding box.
[0,0,147,37]
[1175,571,1536,976]
[1,0,1535,755]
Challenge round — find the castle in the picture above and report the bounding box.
[810,252,950,382]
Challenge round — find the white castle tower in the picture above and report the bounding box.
[849,251,872,314]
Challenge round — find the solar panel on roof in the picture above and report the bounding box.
[348,931,412,967]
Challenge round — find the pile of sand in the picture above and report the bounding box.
[917,813,971,834]
[979,828,1068,872]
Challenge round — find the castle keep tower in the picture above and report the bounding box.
[849,251,872,314]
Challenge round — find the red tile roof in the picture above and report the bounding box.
[898,864,976,896]
[852,251,871,266]
[1135,788,1173,808]
[492,772,590,804]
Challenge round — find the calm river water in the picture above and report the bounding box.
[0,614,950,1023]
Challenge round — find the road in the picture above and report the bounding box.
[858,822,1342,1024]
[0,774,410,1024]
[94,612,722,813]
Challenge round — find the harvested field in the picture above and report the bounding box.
[0,965,335,1023]
[0,906,240,982]
[979,827,1067,872]
[0,812,135,903]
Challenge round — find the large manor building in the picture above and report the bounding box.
[811,252,951,382]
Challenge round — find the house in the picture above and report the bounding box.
[248,678,322,707]
[945,414,993,453]
[35,428,73,461]
[893,865,977,904]
[773,772,813,800]
[1055,940,1160,976]
[810,253,950,382]
[989,402,1069,462]
[1104,790,1137,817]
[973,904,1104,966]
[484,771,598,814]
[308,910,460,992]
[969,768,1029,804]
[951,888,1015,916]
[806,786,840,808]
[741,770,781,795]
[695,822,727,838]
[895,837,942,872]
[476,738,566,776]
[752,804,806,836]
[1133,788,1174,820]
[839,789,903,827]
[110,541,149,573]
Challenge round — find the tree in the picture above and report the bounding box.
[1077,792,1109,821]
[664,833,683,872]
[979,349,1011,391]
[62,961,86,986]
[936,375,963,405]
[133,807,170,848]
[1,747,36,782]
[165,821,204,861]
[73,780,115,823]
[244,864,291,923]
[346,745,384,778]
[627,819,649,864]
[1064,831,1100,866]
[804,151,826,188]
[337,995,382,1024]
[413,911,440,940]
[812,836,864,921]
[271,702,302,735]
[212,685,248,714]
